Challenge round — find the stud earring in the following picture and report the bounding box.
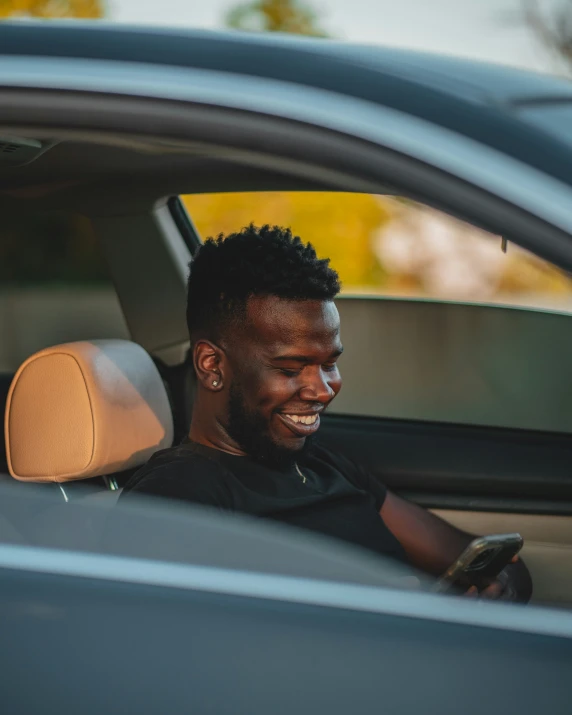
[212,380,219,387]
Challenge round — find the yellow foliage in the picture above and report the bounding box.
[226,0,327,37]
[183,191,572,304]
[499,250,572,295]
[182,192,392,290]
[0,0,104,18]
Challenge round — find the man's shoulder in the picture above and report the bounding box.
[122,443,232,506]
[127,443,228,481]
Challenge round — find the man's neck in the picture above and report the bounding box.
[188,420,248,457]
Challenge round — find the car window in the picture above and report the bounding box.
[182,192,572,434]
[182,192,572,312]
[0,210,128,373]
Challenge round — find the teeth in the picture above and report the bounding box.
[285,414,317,425]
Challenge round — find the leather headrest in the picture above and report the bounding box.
[5,340,174,483]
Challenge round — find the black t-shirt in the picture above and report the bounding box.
[122,440,407,563]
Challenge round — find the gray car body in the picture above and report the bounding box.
[1,22,572,714]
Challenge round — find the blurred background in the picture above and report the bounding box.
[2,0,572,372]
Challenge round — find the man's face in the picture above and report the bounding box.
[224,296,343,466]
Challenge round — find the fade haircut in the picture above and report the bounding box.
[186,223,341,345]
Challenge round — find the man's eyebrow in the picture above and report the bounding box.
[272,347,344,362]
[272,355,310,363]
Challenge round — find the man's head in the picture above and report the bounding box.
[186,224,343,467]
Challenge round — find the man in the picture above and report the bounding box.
[123,224,531,600]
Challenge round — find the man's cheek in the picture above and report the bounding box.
[234,365,263,396]
[238,376,275,415]
[332,376,342,396]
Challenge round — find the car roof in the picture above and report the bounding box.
[1,22,572,206]
[0,21,570,108]
[1,21,572,187]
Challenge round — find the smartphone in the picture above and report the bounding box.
[434,533,523,593]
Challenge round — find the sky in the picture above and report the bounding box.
[108,0,561,75]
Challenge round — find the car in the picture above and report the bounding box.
[1,20,572,714]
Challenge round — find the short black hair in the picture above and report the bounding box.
[186,223,341,344]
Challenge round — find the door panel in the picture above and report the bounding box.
[433,511,572,545]
[335,297,572,434]
[433,510,572,606]
[320,414,572,604]
[319,414,572,508]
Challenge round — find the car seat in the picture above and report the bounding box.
[2,339,173,546]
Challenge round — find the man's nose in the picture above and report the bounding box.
[299,367,336,402]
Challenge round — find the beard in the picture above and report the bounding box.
[226,381,314,470]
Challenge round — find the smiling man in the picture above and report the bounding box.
[123,224,531,600]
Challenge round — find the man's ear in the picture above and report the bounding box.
[193,339,226,391]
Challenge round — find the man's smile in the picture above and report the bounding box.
[277,411,322,436]
[284,414,318,425]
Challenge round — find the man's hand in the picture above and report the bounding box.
[380,493,532,603]
[464,555,529,602]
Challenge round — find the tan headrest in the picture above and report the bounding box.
[5,340,174,483]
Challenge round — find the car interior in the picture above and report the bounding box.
[3,131,572,609]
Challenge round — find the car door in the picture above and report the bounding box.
[2,485,572,715]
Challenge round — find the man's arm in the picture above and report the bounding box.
[380,491,533,601]
[380,491,471,575]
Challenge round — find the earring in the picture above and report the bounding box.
[212,380,219,387]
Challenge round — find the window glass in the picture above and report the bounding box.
[182,192,572,311]
[0,211,128,372]
[183,192,572,433]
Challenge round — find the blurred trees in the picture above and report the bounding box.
[184,192,572,303]
[522,0,572,71]
[183,192,391,290]
[225,0,328,37]
[372,200,572,302]
[0,0,104,18]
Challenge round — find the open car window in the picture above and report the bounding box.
[182,191,572,434]
[183,192,572,313]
